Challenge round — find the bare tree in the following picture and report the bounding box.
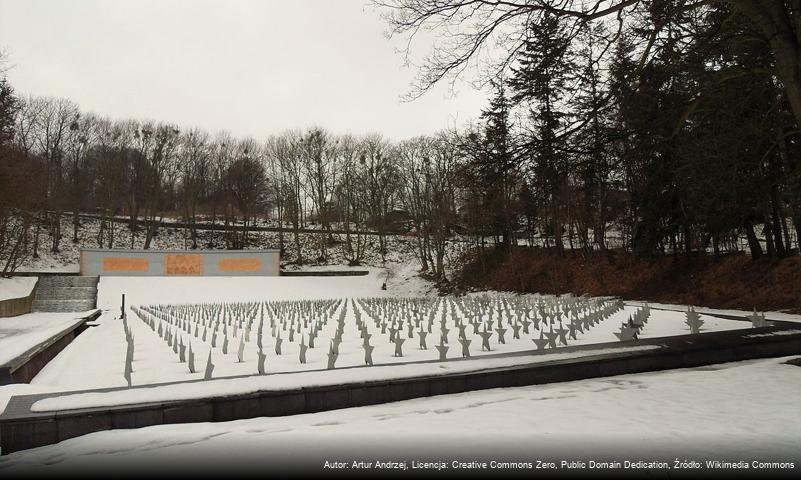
[398,133,458,280]
[13,96,40,157]
[398,136,433,271]
[133,121,180,249]
[224,138,267,249]
[65,112,96,243]
[209,131,235,247]
[178,128,211,249]
[92,118,131,248]
[31,97,79,254]
[301,127,338,262]
[336,134,370,265]
[282,131,306,264]
[361,134,400,262]
[265,132,308,258]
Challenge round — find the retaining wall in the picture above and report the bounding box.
[0,280,37,318]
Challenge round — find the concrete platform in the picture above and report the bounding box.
[1,321,799,454]
[0,310,101,386]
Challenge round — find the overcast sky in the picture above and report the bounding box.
[0,0,488,140]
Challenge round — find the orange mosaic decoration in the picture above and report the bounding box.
[103,257,149,272]
[165,254,202,275]
[218,257,262,272]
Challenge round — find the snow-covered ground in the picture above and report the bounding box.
[29,344,661,412]
[95,269,391,307]
[1,271,791,404]
[0,270,798,473]
[633,301,801,324]
[0,276,37,301]
[18,271,751,396]
[1,356,798,473]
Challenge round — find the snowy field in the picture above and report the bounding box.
[1,356,798,473]
[19,271,752,396]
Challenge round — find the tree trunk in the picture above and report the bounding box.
[764,221,776,258]
[770,184,786,256]
[108,213,116,249]
[777,124,801,254]
[744,222,763,259]
[294,229,303,266]
[51,210,61,253]
[191,207,198,249]
[72,210,79,243]
[98,215,105,248]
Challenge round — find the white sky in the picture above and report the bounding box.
[0,0,488,140]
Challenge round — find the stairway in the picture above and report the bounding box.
[31,276,99,312]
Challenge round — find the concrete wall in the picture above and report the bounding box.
[80,249,280,277]
[0,280,36,318]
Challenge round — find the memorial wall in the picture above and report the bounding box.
[80,249,280,276]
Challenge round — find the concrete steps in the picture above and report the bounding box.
[32,276,98,312]
[31,299,98,312]
[33,286,97,300]
[36,276,98,287]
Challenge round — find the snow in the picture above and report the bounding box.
[94,270,390,309]
[0,384,62,417]
[1,357,799,472]
[0,271,796,472]
[19,274,749,399]
[628,301,801,324]
[0,311,96,414]
[744,329,801,338]
[0,271,397,412]
[384,261,439,297]
[15,264,80,274]
[0,277,37,301]
[0,312,91,366]
[30,344,660,413]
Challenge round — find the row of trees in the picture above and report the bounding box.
[3,0,801,276]
[378,0,801,259]
[0,58,463,277]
